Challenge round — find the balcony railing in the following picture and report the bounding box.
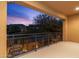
[7,32,62,57]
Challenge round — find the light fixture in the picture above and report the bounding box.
[75,7,79,11]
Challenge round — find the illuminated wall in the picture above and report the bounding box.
[0,2,7,57]
[67,14,79,42]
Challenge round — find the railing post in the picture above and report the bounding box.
[35,34,37,51]
[12,34,15,57]
[48,33,50,46]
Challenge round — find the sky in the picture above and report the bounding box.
[7,3,42,26]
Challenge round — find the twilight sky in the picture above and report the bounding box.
[7,3,42,26]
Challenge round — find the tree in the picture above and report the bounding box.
[33,14,63,32]
[7,24,26,34]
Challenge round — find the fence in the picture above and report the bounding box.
[7,32,62,57]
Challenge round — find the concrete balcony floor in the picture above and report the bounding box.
[15,41,79,58]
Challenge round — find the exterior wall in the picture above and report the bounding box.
[0,2,7,57]
[65,14,79,42]
[63,18,68,41]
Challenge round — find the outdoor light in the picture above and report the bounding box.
[75,7,79,11]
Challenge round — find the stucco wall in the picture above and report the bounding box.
[65,14,79,42]
[0,2,7,57]
[63,18,68,41]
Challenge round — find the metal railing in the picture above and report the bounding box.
[7,32,62,57]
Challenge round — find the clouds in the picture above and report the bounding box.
[7,16,33,26]
[7,3,42,22]
[7,3,42,25]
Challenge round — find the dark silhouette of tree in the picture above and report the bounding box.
[33,14,63,32]
[7,24,26,34]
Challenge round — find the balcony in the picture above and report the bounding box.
[0,1,79,58]
[7,32,62,57]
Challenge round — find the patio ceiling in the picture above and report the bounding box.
[40,1,79,16]
[9,1,79,19]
